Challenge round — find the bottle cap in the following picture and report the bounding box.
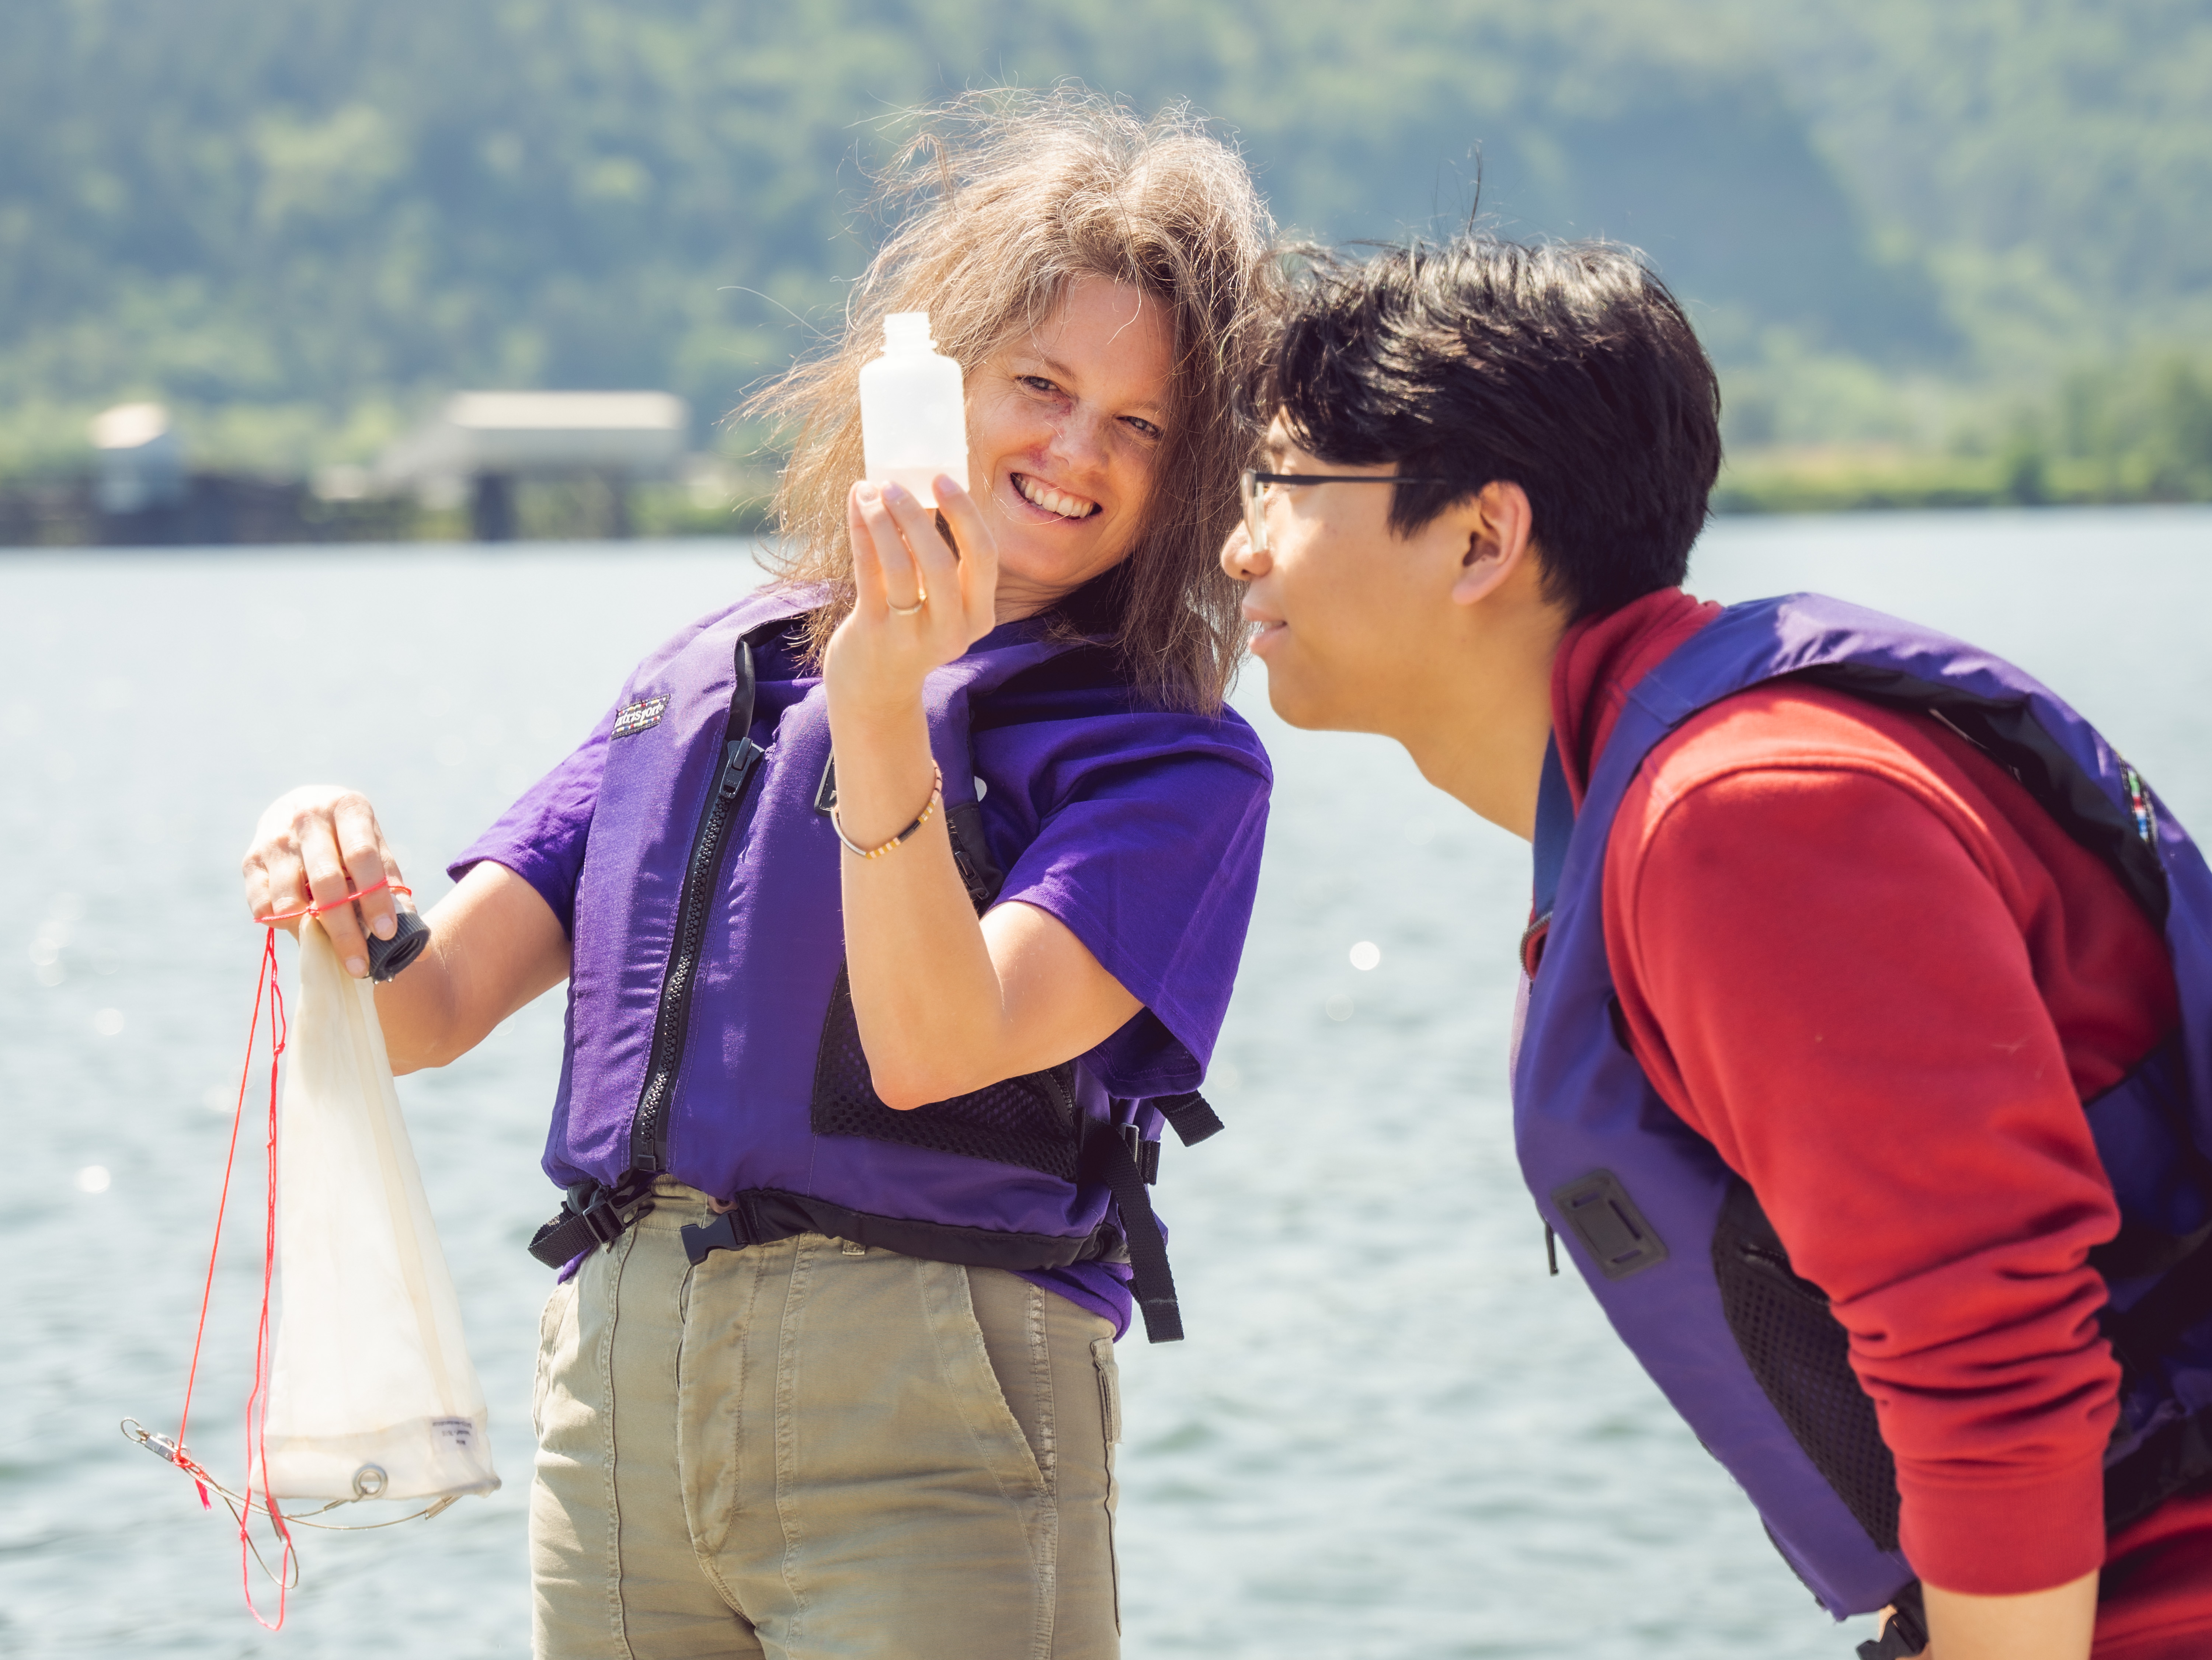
[884,312,933,351]
[366,909,432,982]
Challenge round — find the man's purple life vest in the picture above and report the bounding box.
[1515,594,2212,1623]
[522,586,1224,1342]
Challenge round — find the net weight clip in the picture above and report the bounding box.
[122,1417,184,1465]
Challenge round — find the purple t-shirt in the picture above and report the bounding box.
[454,619,1270,1336]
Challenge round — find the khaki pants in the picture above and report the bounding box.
[531,1181,1123,1660]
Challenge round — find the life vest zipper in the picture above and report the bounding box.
[628,638,766,1175]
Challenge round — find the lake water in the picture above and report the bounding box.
[5,505,2210,1660]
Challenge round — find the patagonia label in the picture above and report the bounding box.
[612,695,669,738]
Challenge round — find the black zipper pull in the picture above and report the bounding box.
[1545,1222,1559,1276]
[719,735,763,799]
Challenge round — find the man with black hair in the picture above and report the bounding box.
[1222,237,2212,1660]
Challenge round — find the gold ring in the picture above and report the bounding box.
[888,595,926,617]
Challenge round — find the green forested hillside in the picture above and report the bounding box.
[3,0,2208,489]
[1739,0,2212,353]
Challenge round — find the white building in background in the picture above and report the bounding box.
[379,390,690,539]
[90,402,186,515]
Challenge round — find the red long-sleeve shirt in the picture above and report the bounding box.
[1558,589,2212,1657]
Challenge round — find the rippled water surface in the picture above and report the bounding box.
[6,507,2210,1659]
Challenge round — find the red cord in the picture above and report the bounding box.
[187,929,292,1626]
[170,877,414,1625]
[238,930,293,1630]
[170,930,289,1624]
[175,928,276,1503]
[177,880,415,1626]
[258,876,412,925]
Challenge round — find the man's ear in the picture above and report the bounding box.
[1450,480,1537,607]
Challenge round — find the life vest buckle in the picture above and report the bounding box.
[527,1174,656,1268]
[681,1200,760,1265]
[571,1193,632,1249]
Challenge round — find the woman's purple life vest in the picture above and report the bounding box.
[519,586,1230,1342]
[1514,594,2212,1627]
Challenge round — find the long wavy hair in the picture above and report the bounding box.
[748,89,1277,713]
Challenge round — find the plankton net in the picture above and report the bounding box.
[128,886,498,1626]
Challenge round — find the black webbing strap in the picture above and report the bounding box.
[535,1137,1189,1343]
[677,1190,817,1266]
[1153,1090,1223,1146]
[1085,1117,1183,1343]
[528,1173,656,1269]
[672,1186,1130,1273]
[1855,1582,1927,1660]
[1121,1126,1160,1185]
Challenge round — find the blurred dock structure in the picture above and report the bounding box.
[377,391,688,541]
[0,394,766,547]
[91,404,184,516]
[0,403,373,547]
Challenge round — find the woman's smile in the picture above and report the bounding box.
[1008,471,1100,521]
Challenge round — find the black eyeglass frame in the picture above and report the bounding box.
[1238,468,1460,554]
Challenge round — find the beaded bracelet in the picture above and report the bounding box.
[830,761,944,860]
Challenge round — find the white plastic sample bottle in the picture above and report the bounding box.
[859,311,968,508]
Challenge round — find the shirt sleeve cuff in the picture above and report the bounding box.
[1897,1450,2108,1595]
[447,847,577,938]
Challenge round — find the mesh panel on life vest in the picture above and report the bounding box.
[1712,1178,1902,1551]
[809,963,1082,1180]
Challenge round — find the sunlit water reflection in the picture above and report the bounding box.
[4,506,2208,1658]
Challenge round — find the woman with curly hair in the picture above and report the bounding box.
[240,91,1278,1658]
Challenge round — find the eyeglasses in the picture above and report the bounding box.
[1238,468,1458,554]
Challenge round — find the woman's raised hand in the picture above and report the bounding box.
[826,474,1001,710]
[240,785,405,978]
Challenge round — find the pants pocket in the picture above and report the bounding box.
[1090,1336,1121,1448]
[1091,1335,1121,1635]
[533,1276,577,1444]
[961,1265,1052,1497]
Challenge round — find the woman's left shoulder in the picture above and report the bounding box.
[978,644,1272,785]
[1126,702,1273,787]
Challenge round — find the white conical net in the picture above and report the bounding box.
[258,920,499,1502]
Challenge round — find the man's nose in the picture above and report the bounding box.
[1220,522,1263,580]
